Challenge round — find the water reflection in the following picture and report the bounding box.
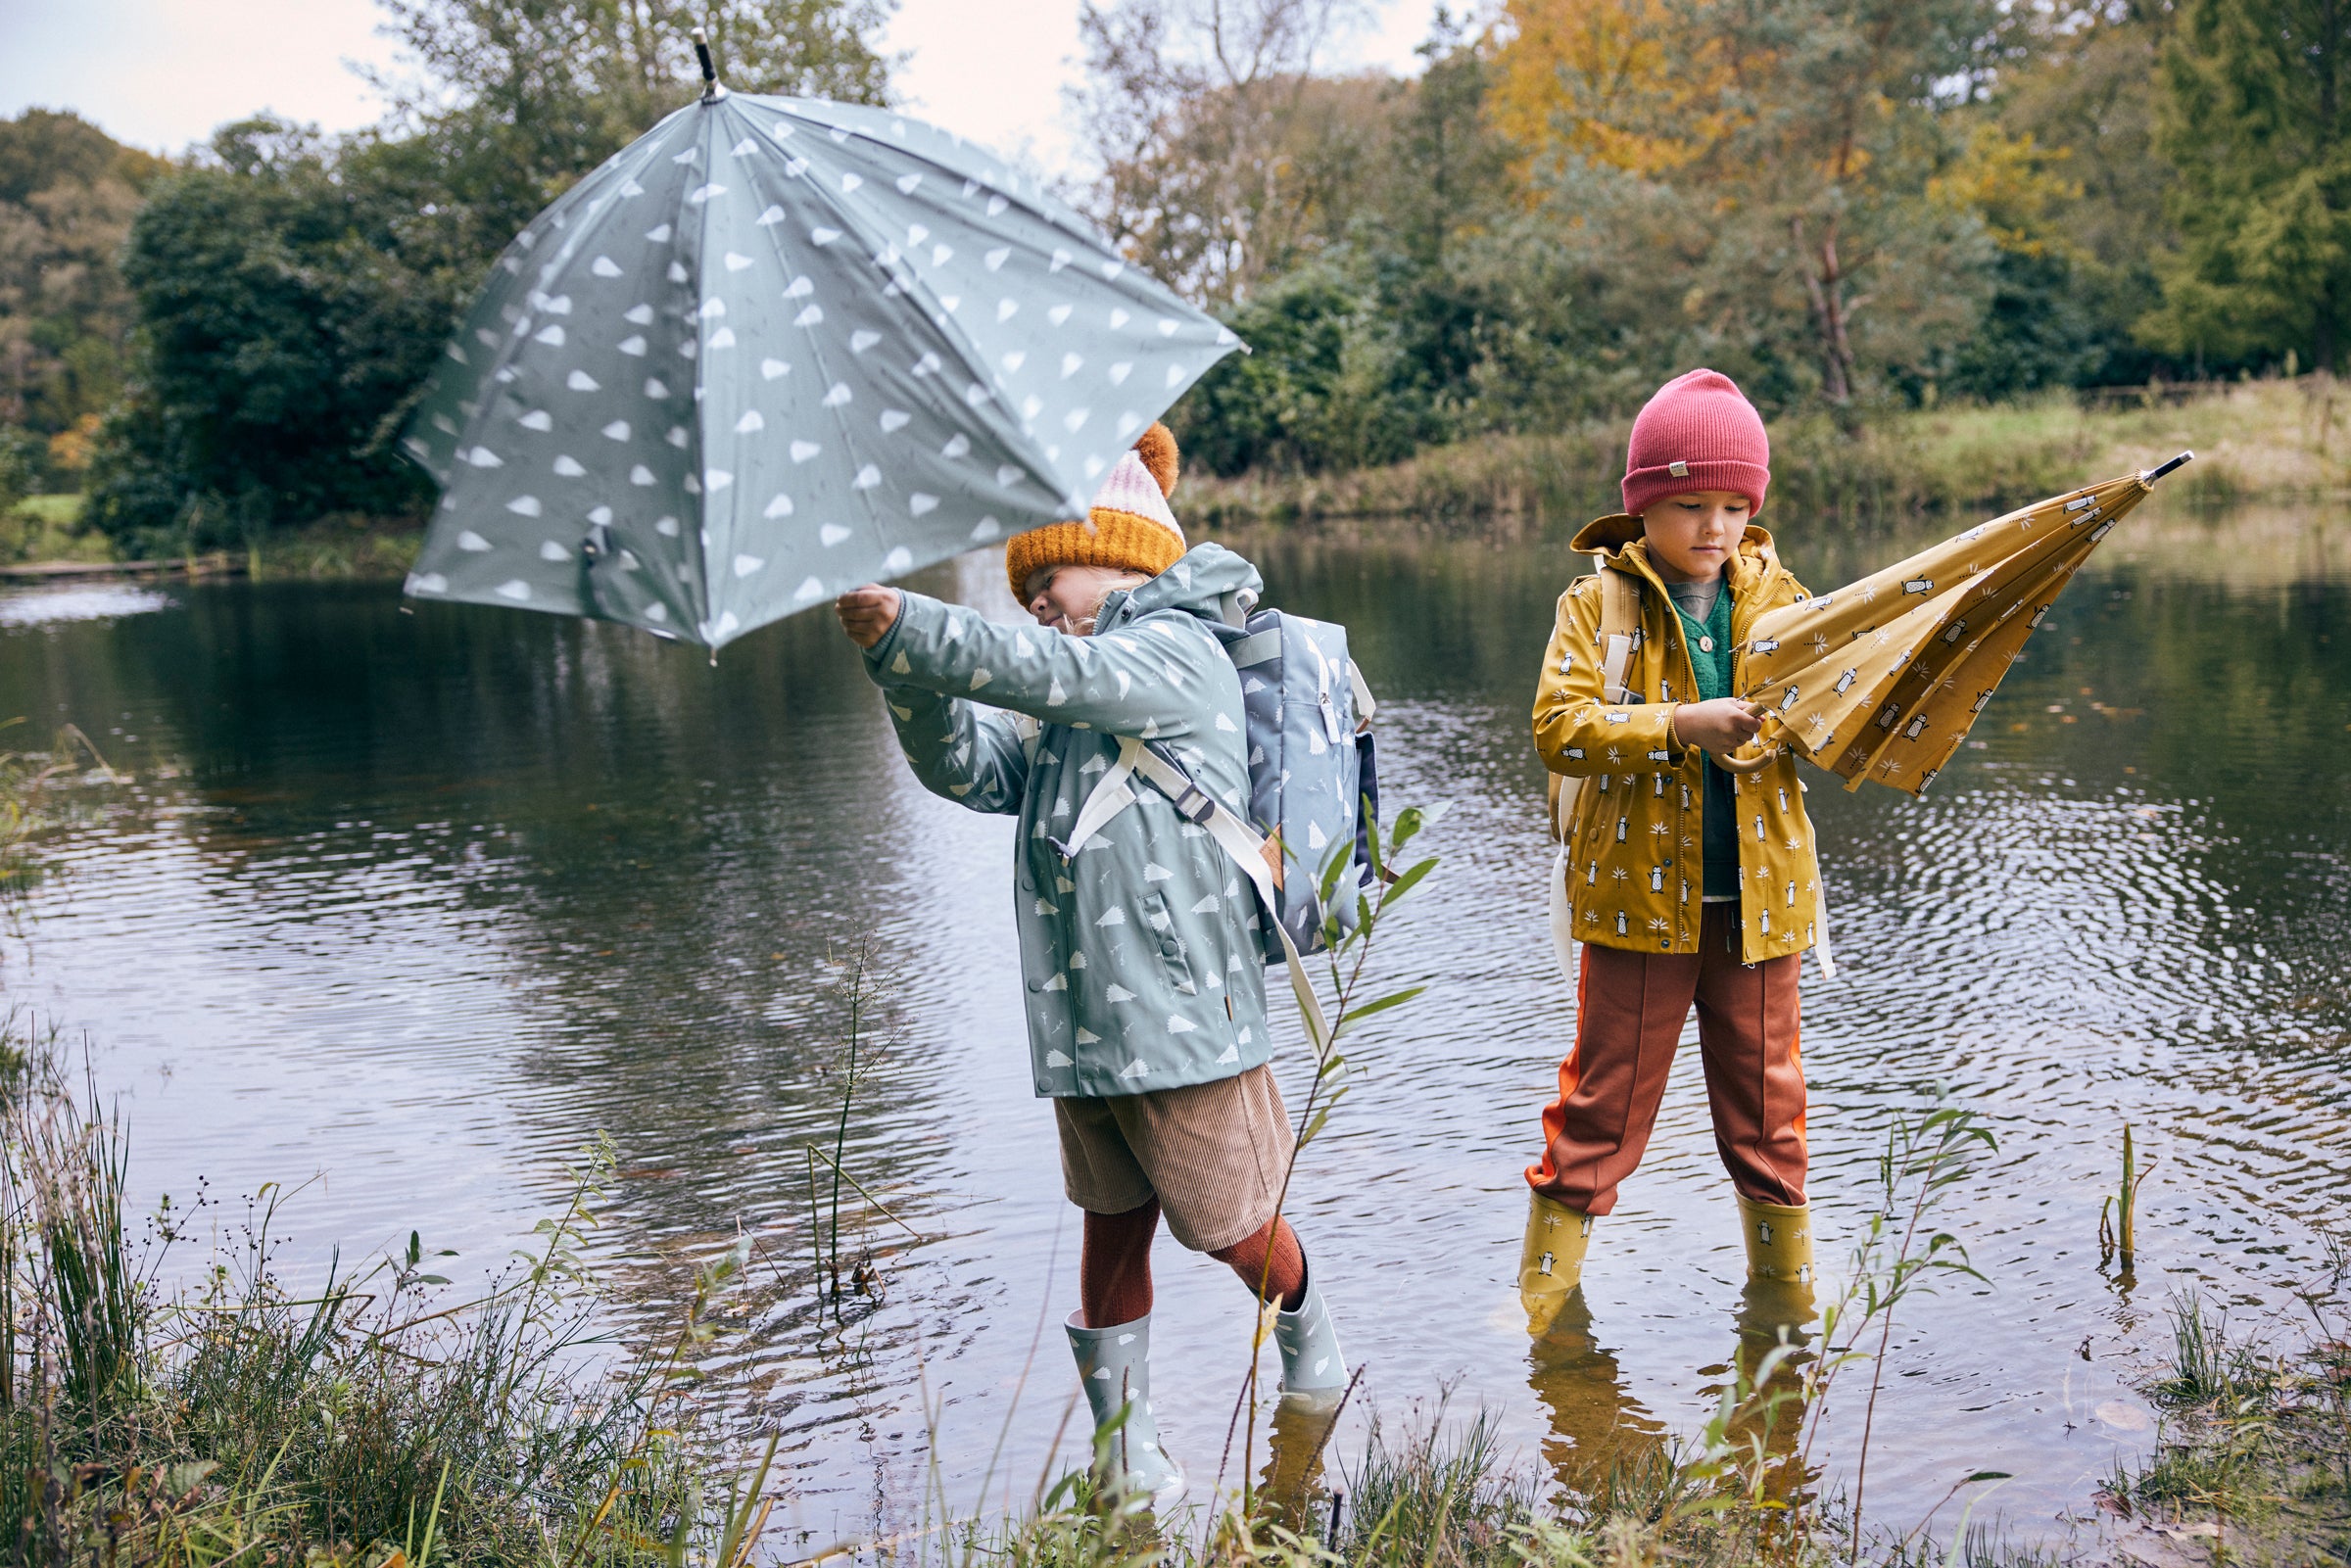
[0,499,2344,1547]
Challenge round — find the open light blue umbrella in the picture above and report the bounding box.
[401,59,1241,648]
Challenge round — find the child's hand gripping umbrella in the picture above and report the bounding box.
[1713,452,2194,792]
[398,42,1240,649]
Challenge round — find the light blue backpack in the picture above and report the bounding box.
[1060,594,1379,1051]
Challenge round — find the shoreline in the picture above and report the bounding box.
[1184,377,2346,530]
[3,379,2344,590]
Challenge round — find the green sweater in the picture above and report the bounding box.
[1665,577,1740,900]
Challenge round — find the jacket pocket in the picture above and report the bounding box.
[1137,889,1208,1000]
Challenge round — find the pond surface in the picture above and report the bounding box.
[2,499,2347,1554]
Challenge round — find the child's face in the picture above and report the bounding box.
[1638,491,1751,582]
[1023,563,1146,635]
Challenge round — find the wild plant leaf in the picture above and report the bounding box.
[1380,856,1437,907]
[1339,986,1427,1026]
[1318,832,1353,904]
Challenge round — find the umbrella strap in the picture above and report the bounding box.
[1813,884,1839,982]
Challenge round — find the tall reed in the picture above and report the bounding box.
[0,1012,774,1567]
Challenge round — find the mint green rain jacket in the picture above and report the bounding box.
[862,543,1271,1098]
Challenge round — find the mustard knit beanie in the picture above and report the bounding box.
[1004,423,1184,601]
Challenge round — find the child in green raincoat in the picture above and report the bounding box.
[834,424,1346,1503]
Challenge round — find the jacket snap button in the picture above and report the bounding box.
[1027,976,1044,993]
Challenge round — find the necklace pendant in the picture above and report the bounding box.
[1699,634,1715,652]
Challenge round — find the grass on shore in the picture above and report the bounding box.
[0,1001,772,1566]
[1,498,423,579]
[1185,377,2351,531]
[2093,1277,2351,1567]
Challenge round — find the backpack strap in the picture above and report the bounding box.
[1546,560,1644,843]
[1010,712,1043,763]
[1119,738,1334,1055]
[1547,558,1645,986]
[1060,736,1335,1054]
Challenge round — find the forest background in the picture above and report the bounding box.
[0,0,2342,556]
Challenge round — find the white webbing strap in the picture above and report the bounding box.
[1602,636,1633,704]
[1057,742,1138,854]
[1065,736,1334,1055]
[1122,740,1334,1055]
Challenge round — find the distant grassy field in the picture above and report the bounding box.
[0,492,110,564]
[1185,377,2349,530]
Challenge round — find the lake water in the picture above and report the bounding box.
[1,499,2346,1556]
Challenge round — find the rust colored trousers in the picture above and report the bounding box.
[1527,904,1806,1215]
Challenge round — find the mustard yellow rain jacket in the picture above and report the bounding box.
[1533,515,1824,965]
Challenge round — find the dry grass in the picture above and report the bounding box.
[1184,377,2351,531]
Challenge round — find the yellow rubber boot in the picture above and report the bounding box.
[1736,1195,1814,1286]
[1518,1190,1594,1334]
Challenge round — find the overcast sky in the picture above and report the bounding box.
[0,0,1438,176]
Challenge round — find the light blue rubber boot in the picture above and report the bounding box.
[1272,1267,1348,1402]
[1067,1311,1185,1508]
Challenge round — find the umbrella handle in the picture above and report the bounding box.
[1712,742,1779,775]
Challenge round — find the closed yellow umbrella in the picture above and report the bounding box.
[1719,452,2193,793]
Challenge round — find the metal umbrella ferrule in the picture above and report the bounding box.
[692,26,724,102]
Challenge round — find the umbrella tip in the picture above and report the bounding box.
[692,27,722,100]
[2145,451,2194,484]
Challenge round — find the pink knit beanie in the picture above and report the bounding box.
[1619,369,1770,518]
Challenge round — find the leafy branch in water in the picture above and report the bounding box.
[1213,798,1447,1524]
[1790,1105,1999,1559]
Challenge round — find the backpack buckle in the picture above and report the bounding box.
[1170,783,1215,824]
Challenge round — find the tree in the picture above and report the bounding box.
[2143,0,2351,369]
[371,0,897,288]
[0,110,167,480]
[1969,8,2184,390]
[1486,0,2002,413]
[1075,0,1376,304]
[85,120,452,549]
[1488,0,1739,179]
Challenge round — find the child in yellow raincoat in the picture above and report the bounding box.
[1522,369,1824,1326]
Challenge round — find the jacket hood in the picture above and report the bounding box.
[1569,513,1781,594]
[1104,542,1263,625]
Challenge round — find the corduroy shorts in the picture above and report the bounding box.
[1055,1064,1294,1254]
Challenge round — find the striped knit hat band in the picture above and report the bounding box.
[1004,424,1186,599]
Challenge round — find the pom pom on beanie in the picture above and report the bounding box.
[1619,369,1771,519]
[1004,422,1187,600]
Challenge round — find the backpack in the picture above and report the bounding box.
[1059,596,1378,1054]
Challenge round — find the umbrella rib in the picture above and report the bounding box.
[761,102,1115,513]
